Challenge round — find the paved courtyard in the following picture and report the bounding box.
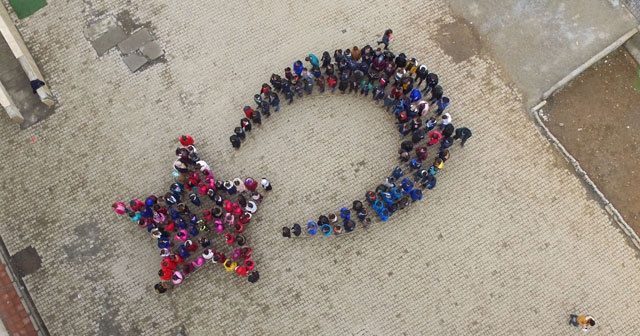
[1,0,640,335]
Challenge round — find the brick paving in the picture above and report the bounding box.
[0,259,37,336]
[0,0,640,335]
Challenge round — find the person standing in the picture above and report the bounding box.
[284,67,293,80]
[248,271,260,283]
[423,72,439,94]
[453,127,473,147]
[569,314,596,331]
[427,130,443,146]
[230,135,241,149]
[440,112,452,129]
[269,92,281,112]
[436,97,450,115]
[305,54,320,68]
[251,109,262,126]
[189,192,201,206]
[112,202,127,215]
[321,51,331,68]
[377,29,393,50]
[411,128,425,144]
[179,135,194,147]
[234,127,246,141]
[261,178,272,191]
[243,106,254,119]
[415,65,428,89]
[244,177,259,192]
[293,60,304,76]
[430,85,444,104]
[328,74,338,93]
[240,118,252,132]
[442,123,455,139]
[301,69,314,94]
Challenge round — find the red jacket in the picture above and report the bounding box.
[129,199,144,212]
[244,178,258,192]
[159,269,172,280]
[243,106,254,119]
[427,131,443,146]
[161,258,177,270]
[179,135,194,147]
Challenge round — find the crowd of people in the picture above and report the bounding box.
[110,31,476,295]
[224,30,472,237]
[112,135,270,293]
[228,30,472,151]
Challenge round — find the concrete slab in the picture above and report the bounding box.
[140,41,163,60]
[624,31,640,65]
[0,32,52,128]
[84,16,119,41]
[445,0,638,109]
[117,28,152,54]
[90,25,126,56]
[121,53,147,72]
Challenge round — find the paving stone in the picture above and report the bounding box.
[83,16,118,41]
[2,1,640,335]
[117,28,153,54]
[140,41,163,60]
[121,54,147,72]
[89,25,126,56]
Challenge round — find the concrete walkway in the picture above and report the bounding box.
[0,0,639,335]
[0,27,53,128]
[446,0,638,109]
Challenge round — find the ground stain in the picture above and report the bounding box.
[435,16,482,63]
[62,220,103,262]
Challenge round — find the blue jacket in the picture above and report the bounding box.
[293,61,304,76]
[307,54,319,68]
